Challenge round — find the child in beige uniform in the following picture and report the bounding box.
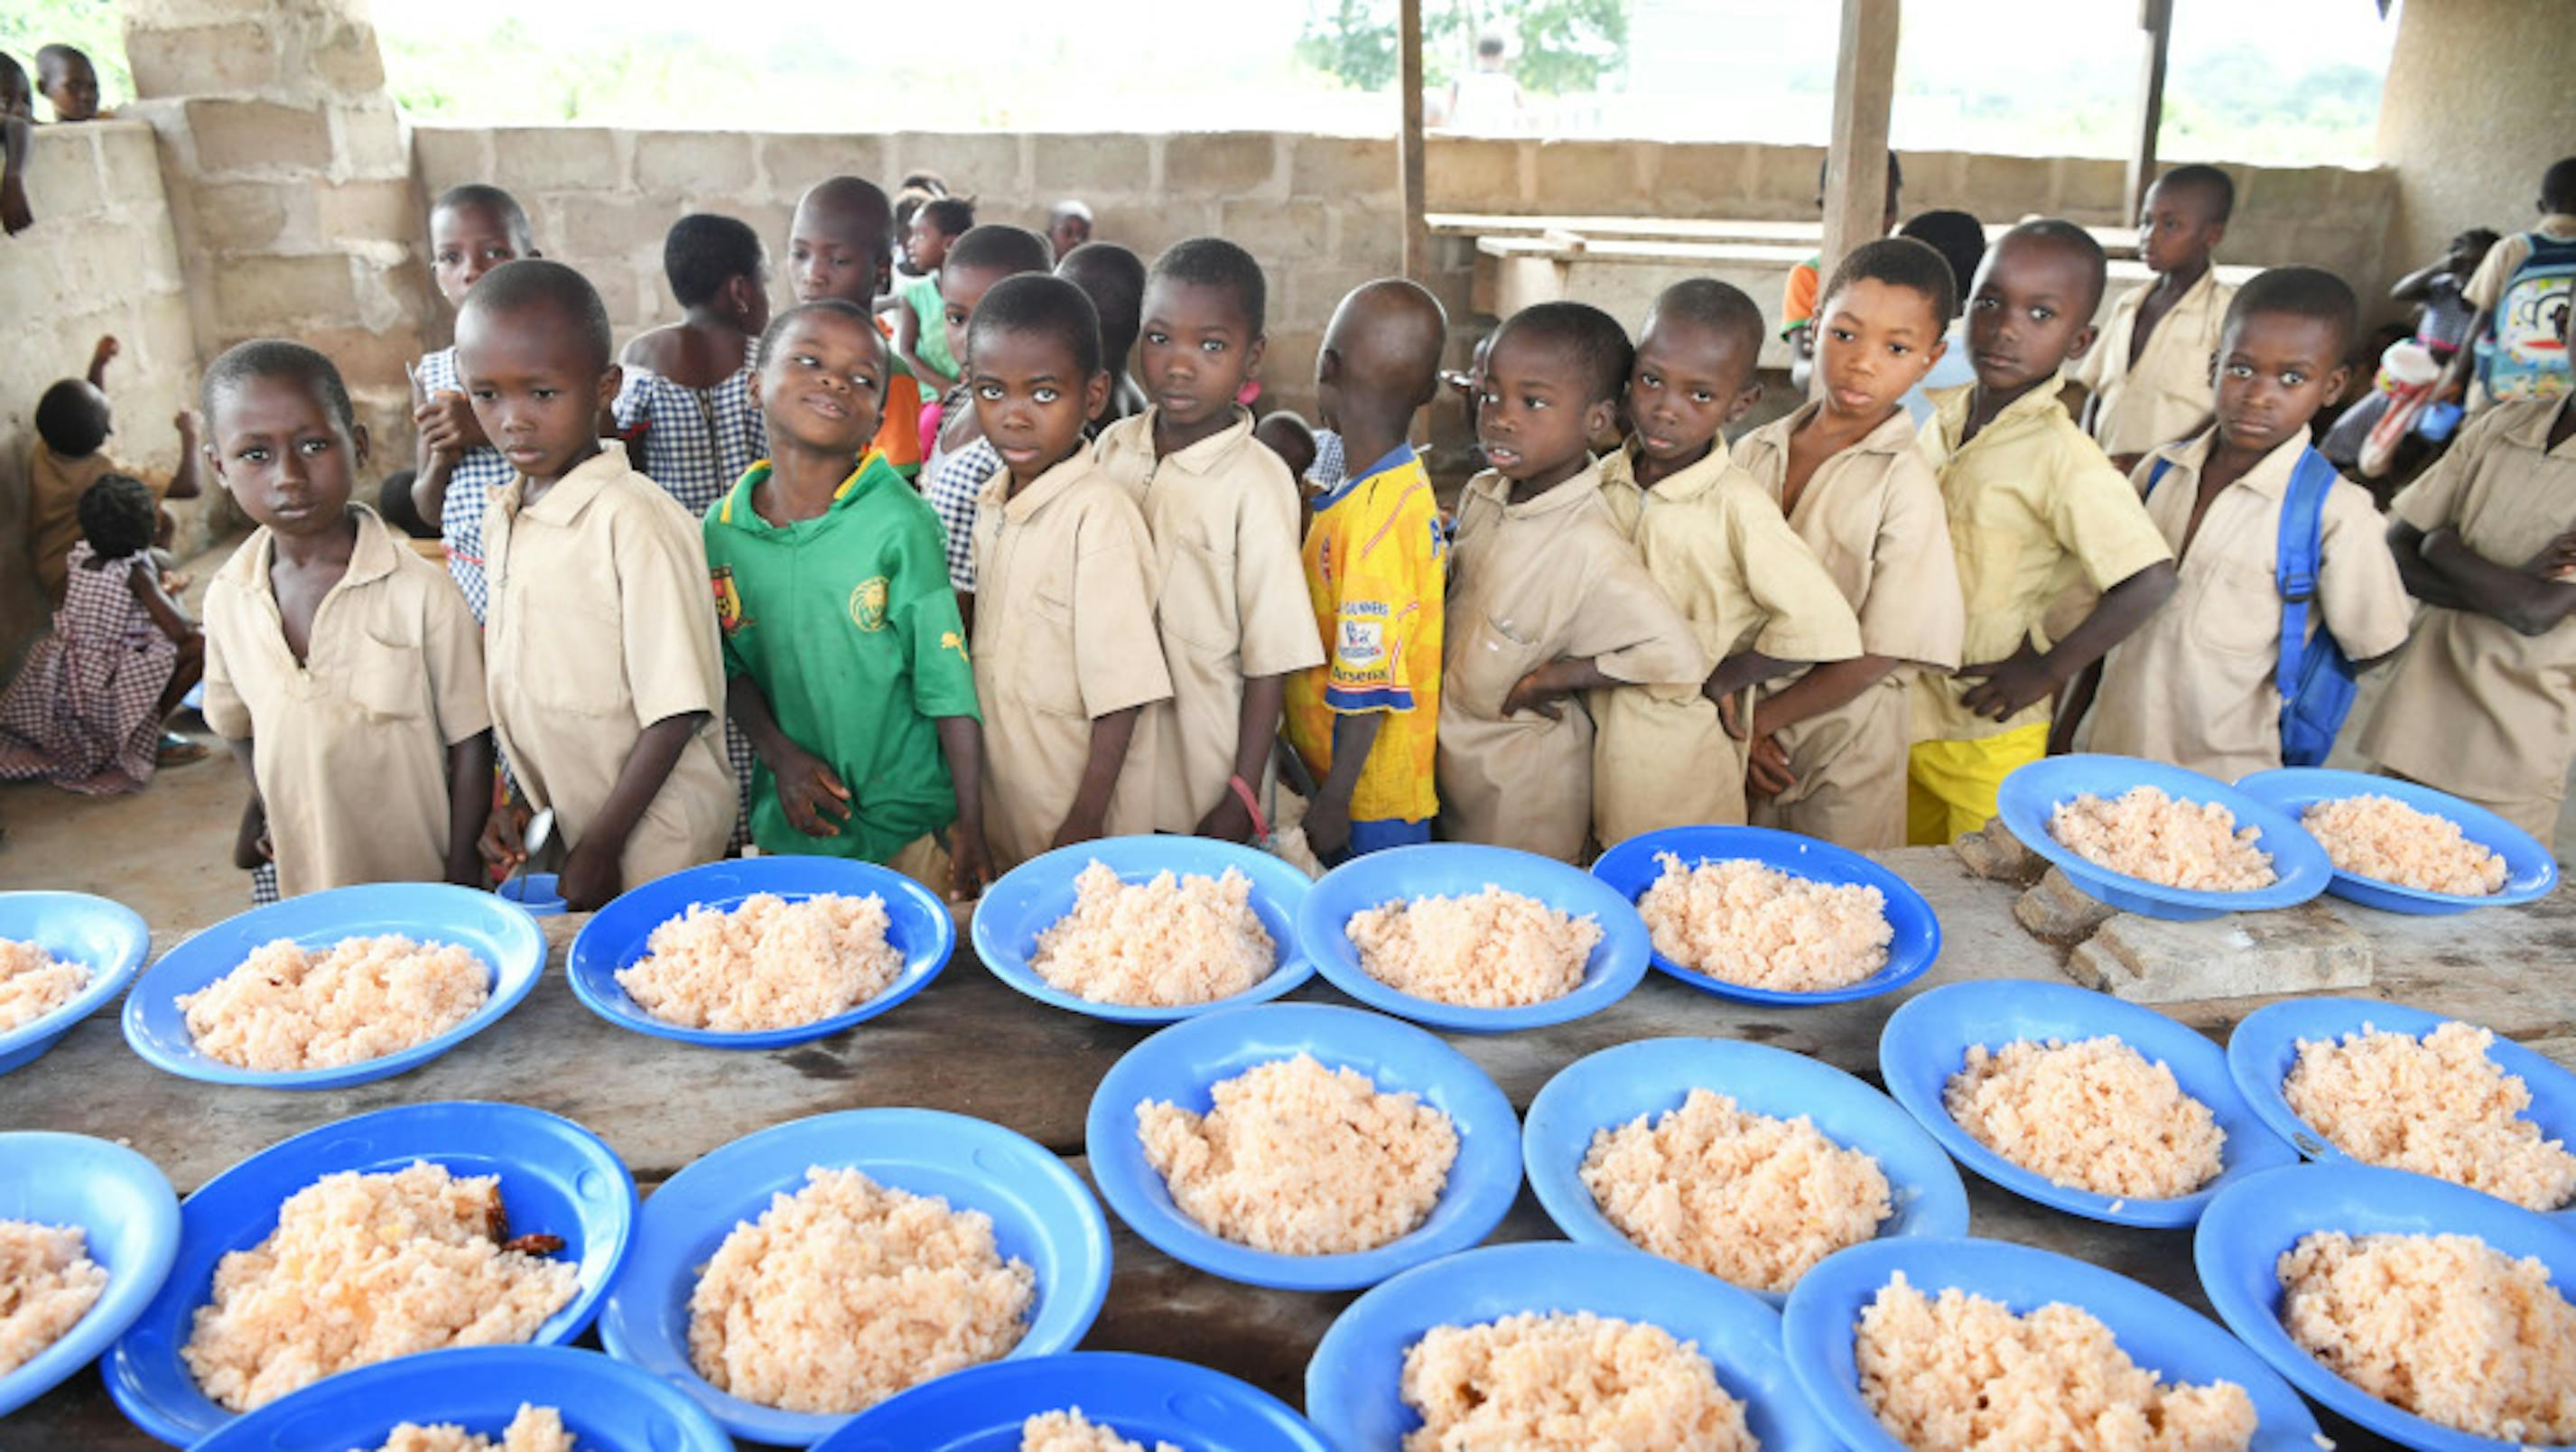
[2078,165,2237,473]
[1439,302,1706,862]
[1591,280,1860,846]
[968,274,1173,869]
[465,261,736,909]
[1735,239,1966,851]
[1094,239,1324,840]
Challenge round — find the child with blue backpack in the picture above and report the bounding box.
[2438,156,2576,417]
[2063,268,2413,780]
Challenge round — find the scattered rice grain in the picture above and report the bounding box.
[2282,1020,2576,1212]
[617,893,903,1031]
[177,935,487,1071]
[1345,887,1600,1008]
[2048,786,2274,892]
[1030,862,1275,1007]
[1399,1309,1755,1452]
[1944,1038,2226,1200]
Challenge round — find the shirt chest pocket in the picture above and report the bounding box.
[2189,556,2281,658]
[347,631,427,722]
[1016,575,1088,719]
[523,599,631,716]
[1157,534,1239,657]
[1450,605,1548,720]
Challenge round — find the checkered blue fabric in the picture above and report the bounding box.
[414,347,511,624]
[250,861,279,906]
[924,436,999,595]
[612,355,767,520]
[1311,427,1348,489]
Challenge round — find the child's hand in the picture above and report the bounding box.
[774,749,853,838]
[89,335,121,375]
[478,797,533,873]
[1716,692,1747,740]
[174,408,198,442]
[1746,734,1796,798]
[1050,807,1106,852]
[1303,790,1353,860]
[2522,531,2576,583]
[947,822,994,903]
[1193,793,1258,845]
[1956,638,2058,722]
[1502,667,1569,721]
[557,841,621,913]
[414,391,486,461]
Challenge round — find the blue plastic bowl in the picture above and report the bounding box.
[1783,1236,2322,1452]
[567,857,957,1048]
[186,1345,732,1452]
[598,1107,1111,1447]
[1085,1002,1520,1291]
[1297,843,1651,1033]
[1590,826,1942,1006]
[1522,1038,1968,1306]
[0,890,151,1075]
[1879,979,2298,1227]
[496,871,566,917]
[0,1133,179,1419]
[2233,768,2559,914]
[973,836,1316,1024]
[2198,1162,2576,1452]
[120,883,546,1090]
[1306,1241,1838,1451]
[103,1101,637,1447]
[1996,754,2332,920]
[2227,997,2576,1222]
[816,1352,1331,1452]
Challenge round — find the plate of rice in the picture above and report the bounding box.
[972,837,1316,1024]
[185,1344,732,1452]
[0,1132,179,1419]
[1083,1002,1520,1291]
[120,882,546,1090]
[568,857,957,1048]
[1521,1038,1967,1307]
[2227,998,2576,1219]
[1305,1240,1838,1451]
[1879,979,2298,1227]
[101,1101,637,1447]
[2234,768,2557,915]
[0,890,150,1076]
[597,1107,1110,1447]
[1996,755,2332,920]
[1590,826,1941,1006]
[2196,1162,2576,1451]
[813,1351,1330,1451]
[1297,843,1650,1033]
[1783,1235,2321,1452]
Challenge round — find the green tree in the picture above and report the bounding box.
[1297,0,1631,97]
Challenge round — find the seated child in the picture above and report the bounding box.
[1437,301,1706,862]
[0,475,204,795]
[1056,240,1150,431]
[787,177,924,477]
[1591,280,1861,846]
[615,212,771,517]
[1734,239,1966,851]
[964,274,1171,869]
[460,260,736,908]
[195,340,493,897]
[706,300,989,898]
[2078,164,2237,472]
[1047,200,1094,259]
[922,224,1055,606]
[2068,268,2411,781]
[892,195,973,389]
[1094,238,1325,839]
[35,44,103,122]
[29,334,203,609]
[1285,278,1449,863]
[408,182,536,623]
[1909,220,2178,844]
[2324,228,2500,470]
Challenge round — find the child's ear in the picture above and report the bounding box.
[1584,395,1619,442]
[350,422,370,471]
[1315,346,1342,389]
[1244,333,1267,378]
[1083,368,1112,423]
[2322,361,2354,402]
[1725,377,1765,426]
[2063,321,2101,363]
[595,365,624,419]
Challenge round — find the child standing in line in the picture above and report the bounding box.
[408,183,536,623]
[921,224,1057,614]
[892,195,973,391]
[1047,200,1094,260]
[195,341,493,897]
[965,275,1171,869]
[787,177,925,478]
[462,261,735,908]
[2078,165,2237,473]
[616,213,772,518]
[1093,239,1324,840]
[1591,280,1861,846]
[1056,241,1151,432]
[1734,239,1965,851]
[1438,302,1706,862]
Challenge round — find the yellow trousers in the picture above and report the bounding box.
[1907,721,2049,847]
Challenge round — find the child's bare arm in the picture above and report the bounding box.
[1195,673,1288,842]
[892,306,955,393]
[126,566,197,645]
[1958,561,2179,721]
[443,731,494,887]
[1302,710,1387,860]
[1502,656,1619,720]
[1750,654,1901,740]
[228,740,269,870]
[935,715,990,899]
[728,674,851,839]
[2416,525,2576,636]
[1053,704,1142,850]
[2049,660,2105,757]
[557,712,706,909]
[2386,520,2469,610]
[87,335,118,388]
[1705,649,1799,707]
[166,410,203,500]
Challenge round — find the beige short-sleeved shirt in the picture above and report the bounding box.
[28,443,160,604]
[1095,408,1325,832]
[1589,437,1860,843]
[2091,432,2412,781]
[483,443,735,888]
[972,449,1174,869]
[2361,399,2576,804]
[2077,269,2235,461]
[203,506,490,898]
[1912,376,2175,742]
[1438,461,1707,861]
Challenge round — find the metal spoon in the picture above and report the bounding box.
[505,807,555,902]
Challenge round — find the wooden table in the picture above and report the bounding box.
[8,847,2570,1449]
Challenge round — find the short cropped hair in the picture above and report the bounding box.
[431,182,534,248]
[1647,277,1767,361]
[460,258,614,373]
[2157,163,2236,222]
[754,298,886,369]
[34,379,110,456]
[79,474,156,559]
[1825,236,1963,328]
[34,43,88,80]
[899,171,949,197]
[1495,300,1632,405]
[663,213,764,309]
[919,196,976,237]
[0,52,28,99]
[1896,210,1985,314]
[969,274,1103,379]
[200,339,358,436]
[377,470,434,538]
[2225,265,2359,358]
[1057,241,1148,364]
[2543,157,2576,214]
[796,176,896,265]
[946,223,1054,277]
[2000,219,2110,316]
[1151,237,1268,336]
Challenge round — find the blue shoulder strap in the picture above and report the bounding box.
[2144,457,2174,499]
[2274,448,2337,697]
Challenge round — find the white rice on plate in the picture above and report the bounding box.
[0,1219,107,1376]
[1399,1309,1755,1452]
[359,1404,574,1452]
[2299,795,2509,896]
[1635,855,1892,993]
[176,935,488,1072]
[1029,861,1276,1007]
[2048,786,2276,892]
[1345,887,1601,1009]
[615,892,903,1031]
[0,939,91,1034]
[2282,1020,2576,1212]
[1943,1038,2227,1200]
[1021,1408,1180,1452]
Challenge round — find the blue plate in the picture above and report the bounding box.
[0,1133,179,1419]
[1879,979,2298,1227]
[973,837,1316,1024]
[598,1107,1111,1447]
[1783,1236,2322,1452]
[1996,754,2331,920]
[187,1345,732,1452]
[1306,1241,1837,1451]
[2234,768,2559,914]
[120,883,545,1089]
[2199,1163,2576,1452]
[816,1352,1330,1451]
[1297,843,1650,1033]
[103,1101,637,1447]
[1522,1038,1968,1306]
[0,890,151,1075]
[568,857,956,1048]
[2227,997,2576,1222]
[1590,826,1942,1006]
[1085,1002,1520,1290]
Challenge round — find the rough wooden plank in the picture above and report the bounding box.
[1820,0,1900,283]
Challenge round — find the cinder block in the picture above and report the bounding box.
[302,323,429,395]
[2057,157,2128,219]
[891,133,1028,201]
[1328,209,1403,274]
[308,17,387,95]
[2064,904,2374,1004]
[411,127,492,192]
[21,138,107,218]
[1964,153,2053,220]
[186,99,332,174]
[1163,134,1280,196]
[492,127,619,195]
[1219,200,1331,265]
[1752,144,1829,208]
[214,254,358,330]
[1427,136,1523,208]
[1647,142,1753,213]
[337,105,410,180]
[139,296,201,377]
[1283,263,1384,338]
[2242,164,2332,216]
[635,131,758,197]
[1952,816,2046,884]
[191,181,297,252]
[1033,134,1155,198]
[1531,140,1648,215]
[126,22,274,98]
[758,134,888,203]
[98,127,169,212]
[2015,867,2117,945]
[1901,149,1972,210]
[550,194,664,265]
[315,180,418,247]
[1289,135,1397,203]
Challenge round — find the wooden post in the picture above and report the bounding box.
[1820,0,1899,290]
[1399,0,1429,284]
[2125,0,2172,219]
